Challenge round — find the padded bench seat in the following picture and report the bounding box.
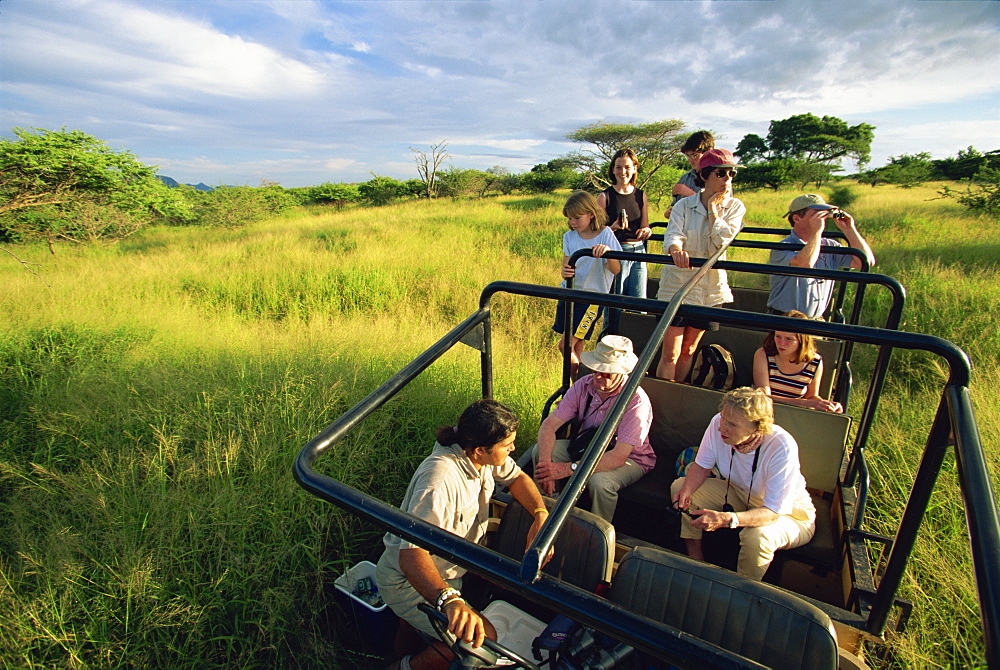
[617,378,851,570]
[609,545,840,669]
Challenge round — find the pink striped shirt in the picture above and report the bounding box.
[553,375,656,473]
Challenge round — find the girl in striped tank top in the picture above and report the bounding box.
[752,310,843,413]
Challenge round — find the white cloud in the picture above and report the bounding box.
[3,0,998,186]
[3,0,328,101]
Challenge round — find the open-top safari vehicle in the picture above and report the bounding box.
[294,225,999,669]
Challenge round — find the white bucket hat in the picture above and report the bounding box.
[580,335,638,375]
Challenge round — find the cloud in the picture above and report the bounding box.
[2,0,997,186]
[3,0,328,102]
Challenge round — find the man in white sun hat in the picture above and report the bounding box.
[532,335,655,521]
[767,193,876,319]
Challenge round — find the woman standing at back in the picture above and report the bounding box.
[655,149,745,382]
[597,148,652,300]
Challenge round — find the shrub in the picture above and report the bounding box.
[827,184,860,209]
[939,166,1000,218]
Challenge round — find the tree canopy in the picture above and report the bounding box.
[734,114,875,190]
[0,127,189,242]
[764,114,875,166]
[565,119,686,190]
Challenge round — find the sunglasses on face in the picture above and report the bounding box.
[712,168,737,178]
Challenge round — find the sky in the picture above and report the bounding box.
[2,0,998,189]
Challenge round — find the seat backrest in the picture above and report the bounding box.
[616,312,842,397]
[772,402,851,495]
[638,378,851,495]
[609,546,839,670]
[724,286,770,314]
[490,499,615,591]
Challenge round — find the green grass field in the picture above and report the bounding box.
[1,184,997,668]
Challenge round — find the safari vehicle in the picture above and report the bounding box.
[294,230,999,669]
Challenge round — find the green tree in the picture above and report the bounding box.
[358,175,406,206]
[734,134,769,163]
[734,114,874,191]
[932,147,1000,181]
[565,119,686,189]
[861,153,934,188]
[765,113,875,166]
[0,127,190,243]
[939,165,1000,218]
[736,158,798,191]
[184,184,296,228]
[307,183,360,208]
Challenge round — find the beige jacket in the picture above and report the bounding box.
[657,193,746,307]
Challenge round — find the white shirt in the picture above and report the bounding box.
[694,414,815,521]
[562,227,622,293]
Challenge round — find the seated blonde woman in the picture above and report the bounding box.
[670,387,816,580]
[752,310,843,413]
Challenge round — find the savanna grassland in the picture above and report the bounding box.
[1,185,997,668]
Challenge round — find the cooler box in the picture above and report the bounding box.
[334,560,397,653]
[482,600,547,662]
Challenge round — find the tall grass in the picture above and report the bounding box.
[0,186,997,668]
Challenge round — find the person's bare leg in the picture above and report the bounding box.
[656,326,685,380]
[570,337,586,380]
[407,640,453,670]
[674,327,706,383]
[684,538,706,562]
[557,335,580,380]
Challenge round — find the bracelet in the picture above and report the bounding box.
[435,587,462,611]
[533,507,549,516]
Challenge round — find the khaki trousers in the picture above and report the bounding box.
[670,476,815,580]
[530,440,644,522]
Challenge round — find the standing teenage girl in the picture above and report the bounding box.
[554,191,622,380]
[656,149,745,382]
[597,148,652,299]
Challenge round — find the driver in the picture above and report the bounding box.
[376,399,550,670]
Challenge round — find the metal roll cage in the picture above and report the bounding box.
[294,233,998,667]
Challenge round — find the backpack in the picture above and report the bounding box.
[689,344,735,391]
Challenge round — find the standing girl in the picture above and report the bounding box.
[597,148,652,300]
[656,149,745,382]
[554,191,622,379]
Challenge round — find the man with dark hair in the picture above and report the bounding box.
[767,194,875,319]
[665,130,715,219]
[377,399,549,670]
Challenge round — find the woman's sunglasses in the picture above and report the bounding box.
[712,168,738,178]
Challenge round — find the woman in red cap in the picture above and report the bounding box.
[655,149,745,382]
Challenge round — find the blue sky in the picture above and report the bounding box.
[2,0,998,188]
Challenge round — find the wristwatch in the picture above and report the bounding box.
[729,512,739,529]
[570,462,578,472]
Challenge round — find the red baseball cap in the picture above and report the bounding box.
[697,148,743,171]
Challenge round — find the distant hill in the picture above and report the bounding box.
[157,175,215,192]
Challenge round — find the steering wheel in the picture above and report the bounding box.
[417,603,540,670]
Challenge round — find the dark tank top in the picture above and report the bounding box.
[603,188,644,244]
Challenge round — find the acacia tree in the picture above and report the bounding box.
[565,119,686,191]
[735,114,875,189]
[0,127,189,245]
[410,140,450,198]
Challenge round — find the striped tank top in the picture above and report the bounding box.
[767,354,822,399]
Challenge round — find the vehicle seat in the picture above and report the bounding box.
[490,497,615,592]
[609,546,839,670]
